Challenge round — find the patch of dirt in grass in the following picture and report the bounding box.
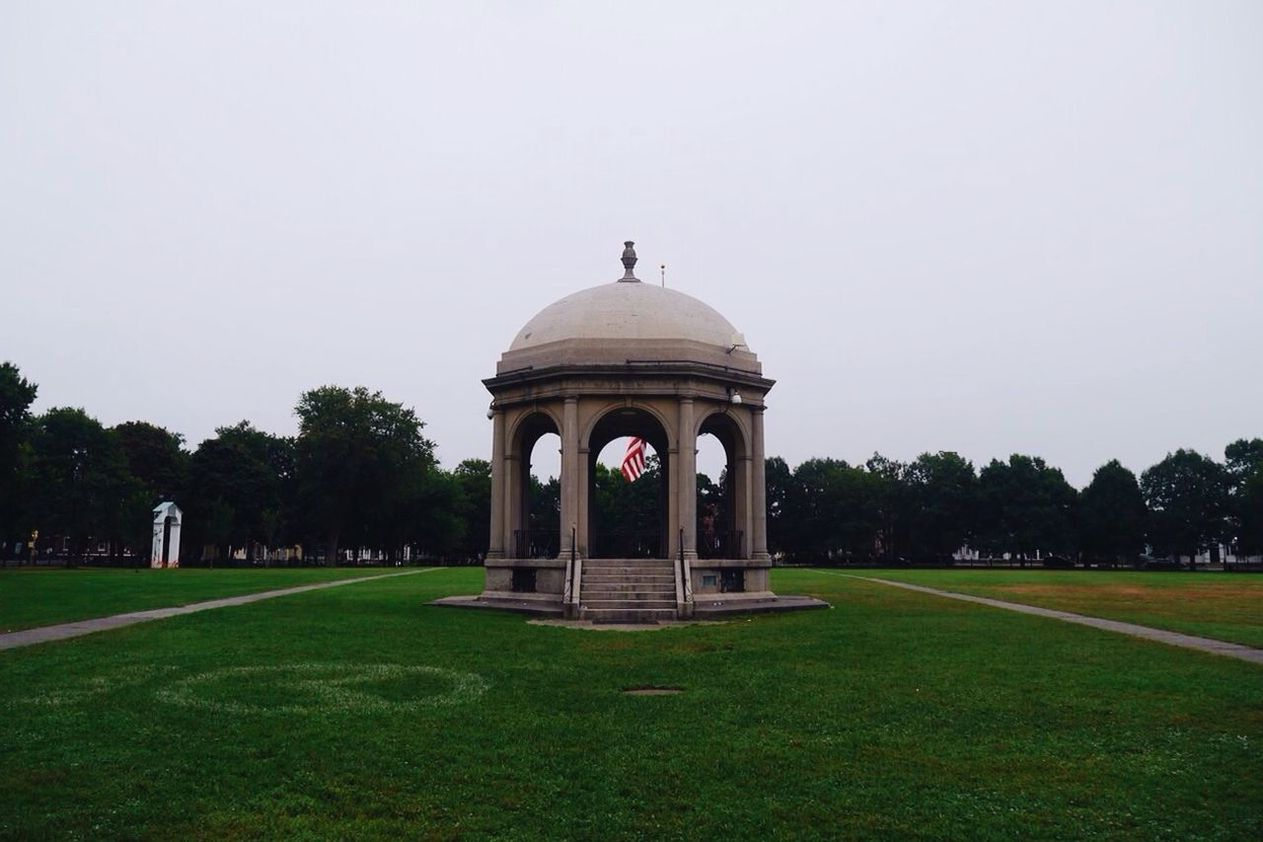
[622,686,683,696]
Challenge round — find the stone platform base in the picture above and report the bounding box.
[431,591,829,622]
[431,594,564,617]
[691,592,829,618]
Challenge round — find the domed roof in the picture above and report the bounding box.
[496,242,761,376]
[509,282,745,352]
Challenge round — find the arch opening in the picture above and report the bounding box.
[697,412,748,562]
[587,408,670,559]
[511,413,560,561]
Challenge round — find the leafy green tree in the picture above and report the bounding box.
[1078,460,1147,565]
[905,451,978,561]
[784,458,882,563]
[294,386,435,564]
[375,466,466,562]
[976,455,1077,563]
[696,470,729,553]
[186,422,292,563]
[592,455,662,556]
[112,421,188,503]
[0,362,38,558]
[1225,439,1263,557]
[26,407,136,561]
[764,456,793,557]
[528,474,560,550]
[865,454,911,562]
[452,458,491,560]
[1141,449,1228,568]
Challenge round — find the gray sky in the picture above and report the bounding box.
[3,1,1260,487]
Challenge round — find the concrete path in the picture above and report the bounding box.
[823,572,1263,666]
[0,569,436,653]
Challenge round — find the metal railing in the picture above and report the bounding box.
[570,527,581,616]
[513,529,559,559]
[697,530,744,560]
[676,527,693,616]
[590,530,661,559]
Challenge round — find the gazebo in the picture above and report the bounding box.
[448,242,824,622]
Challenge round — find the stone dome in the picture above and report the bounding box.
[509,282,745,352]
[496,242,761,375]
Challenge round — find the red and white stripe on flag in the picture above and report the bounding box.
[621,437,647,482]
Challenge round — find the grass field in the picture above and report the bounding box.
[0,567,404,633]
[1,568,1261,840]
[858,568,1263,649]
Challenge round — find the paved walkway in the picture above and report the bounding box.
[0,569,436,652]
[824,572,1263,666]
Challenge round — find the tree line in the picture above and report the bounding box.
[2,361,1260,567]
[0,363,487,565]
[764,448,1262,568]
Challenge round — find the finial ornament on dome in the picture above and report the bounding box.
[619,240,640,282]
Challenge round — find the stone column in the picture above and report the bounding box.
[578,448,592,556]
[487,410,505,559]
[677,397,697,561]
[735,452,752,558]
[503,417,520,557]
[560,397,580,557]
[751,406,769,561]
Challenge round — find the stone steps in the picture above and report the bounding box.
[579,558,680,624]
[582,586,676,598]
[581,575,675,586]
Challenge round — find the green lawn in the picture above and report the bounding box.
[856,568,1263,648]
[1,568,1261,840]
[0,567,407,633]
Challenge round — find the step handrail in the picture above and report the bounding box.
[675,528,694,614]
[568,526,582,612]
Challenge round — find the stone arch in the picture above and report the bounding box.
[506,404,564,453]
[580,399,677,457]
[695,408,752,560]
[584,404,673,559]
[506,410,561,559]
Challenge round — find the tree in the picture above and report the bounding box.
[113,421,187,503]
[976,455,1077,563]
[782,458,882,563]
[865,454,911,562]
[764,456,793,558]
[1141,449,1228,568]
[452,458,492,560]
[186,422,292,564]
[0,362,38,558]
[1225,439,1263,558]
[294,386,436,564]
[1078,460,1147,565]
[696,470,728,554]
[26,407,136,561]
[527,474,560,551]
[905,451,978,562]
[376,465,466,563]
[592,455,662,557]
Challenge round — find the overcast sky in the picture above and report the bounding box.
[3,1,1260,487]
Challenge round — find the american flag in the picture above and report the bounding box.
[621,437,647,482]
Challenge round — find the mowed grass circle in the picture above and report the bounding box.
[155,663,489,715]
